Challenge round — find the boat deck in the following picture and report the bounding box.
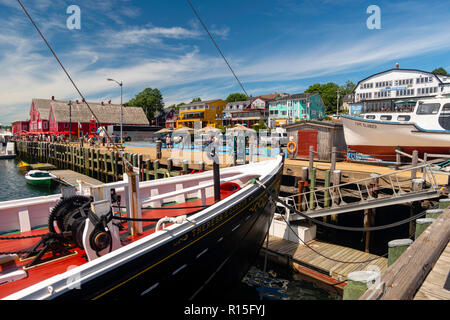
[0,194,231,299]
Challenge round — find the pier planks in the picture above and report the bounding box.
[414,242,450,300]
[264,235,388,282]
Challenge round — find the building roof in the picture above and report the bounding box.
[32,98,56,119]
[180,99,223,108]
[269,92,314,102]
[352,67,445,93]
[226,100,251,106]
[48,99,149,125]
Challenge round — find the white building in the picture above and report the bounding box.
[353,63,450,112]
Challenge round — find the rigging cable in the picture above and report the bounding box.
[186,0,249,97]
[16,0,133,173]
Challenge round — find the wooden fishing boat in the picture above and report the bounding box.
[341,96,450,161]
[24,170,56,188]
[0,154,283,300]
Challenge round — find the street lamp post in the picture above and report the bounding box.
[107,78,123,145]
[68,100,72,141]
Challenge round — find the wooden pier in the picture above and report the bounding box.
[49,170,102,187]
[261,235,388,292]
[414,242,450,300]
[359,207,450,300]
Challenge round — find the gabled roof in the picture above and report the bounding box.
[47,100,149,125]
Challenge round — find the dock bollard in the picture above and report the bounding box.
[343,271,380,300]
[425,209,444,219]
[438,198,450,209]
[324,170,331,208]
[387,239,413,266]
[415,218,436,239]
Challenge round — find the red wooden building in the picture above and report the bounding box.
[13,97,149,137]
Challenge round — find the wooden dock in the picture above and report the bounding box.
[262,236,387,289]
[49,170,102,187]
[414,242,450,300]
[360,208,450,300]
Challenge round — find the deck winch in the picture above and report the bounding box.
[34,195,122,265]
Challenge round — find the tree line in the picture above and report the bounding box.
[125,66,449,122]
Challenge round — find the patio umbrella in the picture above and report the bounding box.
[155,127,173,134]
[198,126,220,133]
[394,100,405,104]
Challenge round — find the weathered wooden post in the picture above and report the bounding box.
[411,150,418,180]
[415,218,435,239]
[330,146,336,172]
[324,169,331,208]
[145,159,151,180]
[301,167,309,182]
[182,159,189,175]
[388,239,413,266]
[167,158,173,176]
[395,147,401,167]
[343,271,380,300]
[439,198,450,209]
[153,160,160,180]
[425,209,444,219]
[156,140,162,160]
[308,145,314,176]
[309,168,316,210]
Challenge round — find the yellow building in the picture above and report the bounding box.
[176,99,226,128]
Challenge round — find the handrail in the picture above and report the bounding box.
[290,164,438,200]
[140,172,257,205]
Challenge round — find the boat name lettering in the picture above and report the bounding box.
[355,121,377,129]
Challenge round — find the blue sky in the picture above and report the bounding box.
[1,0,450,124]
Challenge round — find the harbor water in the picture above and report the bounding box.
[0,159,61,202]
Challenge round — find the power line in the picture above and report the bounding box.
[186,0,249,97]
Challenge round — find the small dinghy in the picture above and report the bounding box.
[24,170,56,187]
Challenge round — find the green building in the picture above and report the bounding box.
[268,93,325,127]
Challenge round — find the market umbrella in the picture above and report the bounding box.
[155,127,173,134]
[394,100,405,104]
[198,126,220,133]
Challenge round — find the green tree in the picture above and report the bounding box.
[305,81,355,114]
[431,67,450,76]
[126,88,164,122]
[191,97,201,103]
[226,93,248,102]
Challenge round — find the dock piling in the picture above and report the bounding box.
[343,271,380,300]
[388,239,413,266]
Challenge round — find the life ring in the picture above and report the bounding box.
[287,141,297,154]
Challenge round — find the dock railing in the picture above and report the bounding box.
[285,163,442,220]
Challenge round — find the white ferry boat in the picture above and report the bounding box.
[341,96,450,161]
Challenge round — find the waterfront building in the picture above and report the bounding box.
[176,99,226,128]
[267,93,325,127]
[48,99,149,136]
[11,120,29,135]
[164,108,179,129]
[352,63,450,112]
[14,97,149,137]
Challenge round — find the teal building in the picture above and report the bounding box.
[268,93,325,127]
